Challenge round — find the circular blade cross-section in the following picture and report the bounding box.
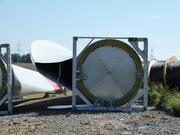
[77,39,143,106]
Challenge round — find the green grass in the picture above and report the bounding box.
[26,93,46,99]
[149,85,162,106]
[149,84,180,116]
[26,92,62,99]
[25,90,72,100]
[162,93,180,116]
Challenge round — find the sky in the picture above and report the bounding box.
[0,0,180,60]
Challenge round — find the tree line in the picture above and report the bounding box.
[11,53,31,63]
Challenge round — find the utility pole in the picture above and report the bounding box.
[17,41,21,63]
[150,45,154,59]
[17,41,20,55]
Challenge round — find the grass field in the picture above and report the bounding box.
[14,63,37,71]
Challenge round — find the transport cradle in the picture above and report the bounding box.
[48,36,148,112]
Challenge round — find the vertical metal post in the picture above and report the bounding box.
[143,38,148,109]
[72,37,77,109]
[7,44,12,114]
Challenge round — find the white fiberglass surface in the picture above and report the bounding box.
[82,46,137,100]
[31,40,72,63]
[12,65,58,96]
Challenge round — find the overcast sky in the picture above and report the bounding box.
[0,0,180,60]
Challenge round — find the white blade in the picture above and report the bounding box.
[31,40,72,64]
[12,65,61,96]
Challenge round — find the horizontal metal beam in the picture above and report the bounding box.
[0,111,8,115]
[76,105,144,112]
[74,36,147,40]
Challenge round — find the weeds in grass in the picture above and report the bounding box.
[149,84,180,116]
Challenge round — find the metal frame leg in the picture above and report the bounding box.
[7,45,13,114]
[72,37,78,109]
[143,39,148,109]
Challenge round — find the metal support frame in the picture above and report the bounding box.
[0,44,12,115]
[72,37,148,111]
[48,36,148,112]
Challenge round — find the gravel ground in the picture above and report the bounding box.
[0,96,180,135]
